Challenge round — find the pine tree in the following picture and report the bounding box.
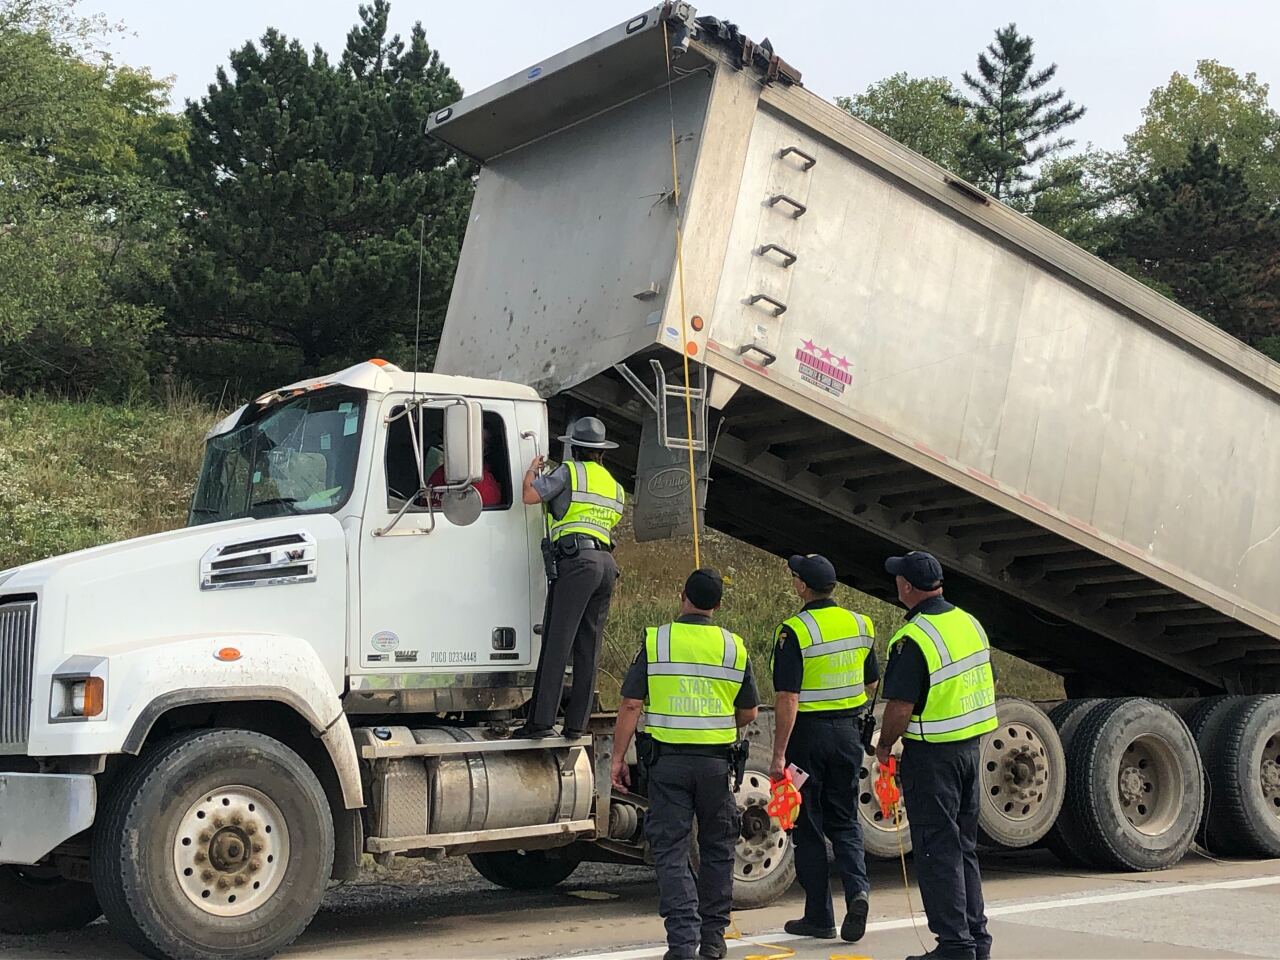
[166,0,474,393]
[1103,141,1280,349]
[952,24,1085,204]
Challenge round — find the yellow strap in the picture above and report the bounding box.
[661,17,701,570]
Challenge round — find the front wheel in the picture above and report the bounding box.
[469,848,583,889]
[92,729,334,960]
[0,864,101,933]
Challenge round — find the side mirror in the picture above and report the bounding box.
[443,400,483,486]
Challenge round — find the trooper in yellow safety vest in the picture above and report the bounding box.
[876,551,997,960]
[611,569,760,960]
[516,417,624,738]
[768,553,877,945]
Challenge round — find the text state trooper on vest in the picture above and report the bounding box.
[876,551,997,960]
[769,553,877,944]
[516,417,624,739]
[611,569,760,960]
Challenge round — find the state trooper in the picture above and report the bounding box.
[516,417,625,739]
[610,569,760,960]
[769,554,877,944]
[875,551,997,960]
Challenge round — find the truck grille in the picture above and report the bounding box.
[0,599,37,748]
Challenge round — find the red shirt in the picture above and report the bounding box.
[428,465,503,507]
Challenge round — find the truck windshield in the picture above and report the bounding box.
[188,388,365,526]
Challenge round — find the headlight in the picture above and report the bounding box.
[50,656,108,721]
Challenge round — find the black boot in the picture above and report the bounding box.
[698,932,727,959]
[511,724,554,739]
[783,918,838,939]
[842,891,869,942]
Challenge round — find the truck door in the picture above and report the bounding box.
[355,398,534,683]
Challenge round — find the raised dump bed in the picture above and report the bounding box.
[432,4,1280,700]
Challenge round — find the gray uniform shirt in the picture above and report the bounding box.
[530,463,572,520]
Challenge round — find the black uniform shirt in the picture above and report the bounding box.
[771,598,880,719]
[620,613,760,708]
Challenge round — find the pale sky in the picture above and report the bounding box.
[95,1,1278,153]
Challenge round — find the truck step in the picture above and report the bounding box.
[366,818,597,855]
[359,733,591,760]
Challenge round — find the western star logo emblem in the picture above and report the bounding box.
[795,339,852,397]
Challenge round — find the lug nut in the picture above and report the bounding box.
[232,815,243,826]
[213,817,224,828]
[202,870,214,882]
[194,852,207,863]
[245,824,257,836]
[217,877,230,890]
[252,842,263,854]
[234,875,247,887]
[199,832,210,843]
[249,860,261,872]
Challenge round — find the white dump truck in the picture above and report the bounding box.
[2,5,1279,959]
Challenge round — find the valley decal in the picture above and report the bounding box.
[795,338,852,397]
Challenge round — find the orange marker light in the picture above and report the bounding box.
[215,647,242,662]
[369,358,389,366]
[82,677,105,718]
[690,315,704,332]
[685,341,699,357]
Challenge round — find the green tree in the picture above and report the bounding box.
[1102,141,1279,350]
[167,0,473,392]
[0,0,185,394]
[836,73,978,173]
[1125,60,1280,204]
[952,23,1085,204]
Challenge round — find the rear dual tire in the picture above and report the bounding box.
[1198,695,1280,858]
[1059,698,1203,871]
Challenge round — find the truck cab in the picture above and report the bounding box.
[4,361,790,960]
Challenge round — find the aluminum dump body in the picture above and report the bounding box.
[431,5,1280,694]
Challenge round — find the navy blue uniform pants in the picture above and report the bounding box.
[645,754,739,957]
[786,715,870,926]
[900,739,991,960]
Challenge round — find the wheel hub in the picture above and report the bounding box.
[733,771,788,882]
[1119,766,1146,804]
[1262,758,1280,797]
[173,786,289,917]
[981,723,1049,821]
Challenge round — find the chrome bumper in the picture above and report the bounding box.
[0,773,95,864]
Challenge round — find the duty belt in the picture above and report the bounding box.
[555,534,611,555]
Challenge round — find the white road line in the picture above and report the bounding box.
[559,873,1280,960]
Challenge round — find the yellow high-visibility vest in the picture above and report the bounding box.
[775,606,874,712]
[891,606,997,743]
[644,622,748,745]
[548,460,624,546]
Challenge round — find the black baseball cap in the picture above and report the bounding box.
[885,551,944,590]
[788,553,837,591]
[683,568,724,609]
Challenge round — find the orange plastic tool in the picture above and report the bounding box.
[766,771,803,830]
[874,755,901,820]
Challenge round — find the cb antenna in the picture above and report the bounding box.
[412,215,425,397]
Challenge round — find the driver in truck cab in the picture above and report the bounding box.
[515,416,625,739]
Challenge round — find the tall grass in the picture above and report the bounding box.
[0,395,1063,701]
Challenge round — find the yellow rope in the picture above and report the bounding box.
[661,18,702,570]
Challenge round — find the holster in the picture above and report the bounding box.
[540,536,559,581]
[860,711,878,756]
[636,732,658,768]
[731,739,749,791]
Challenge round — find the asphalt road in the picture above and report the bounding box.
[3,851,1278,959]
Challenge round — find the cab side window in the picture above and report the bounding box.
[384,407,512,511]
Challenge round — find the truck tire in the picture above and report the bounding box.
[0,865,101,933]
[1064,697,1202,871]
[732,757,796,909]
[92,729,334,960]
[977,698,1065,849]
[1182,695,1240,848]
[858,722,911,861]
[468,848,583,889]
[1044,698,1104,867]
[1202,695,1280,857]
